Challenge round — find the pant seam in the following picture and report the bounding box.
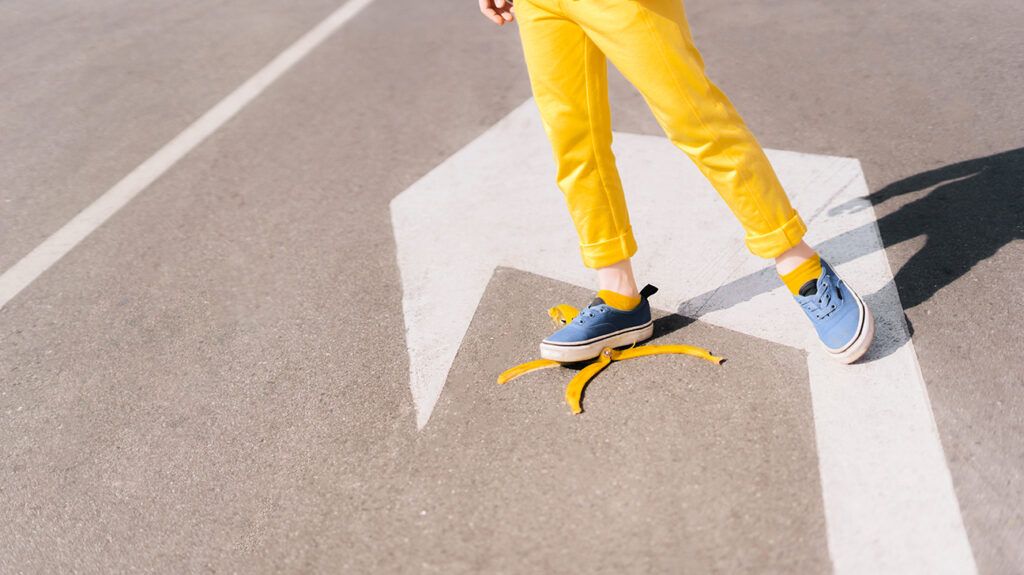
[581,36,625,253]
[637,5,780,237]
[579,226,633,248]
[746,212,806,258]
[580,228,636,268]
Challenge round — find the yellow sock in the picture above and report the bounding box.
[597,289,641,311]
[781,253,823,295]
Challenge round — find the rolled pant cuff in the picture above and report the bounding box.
[579,228,639,269]
[744,212,808,259]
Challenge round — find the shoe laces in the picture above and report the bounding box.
[801,277,843,320]
[575,302,608,325]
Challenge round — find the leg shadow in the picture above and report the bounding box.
[672,147,1023,359]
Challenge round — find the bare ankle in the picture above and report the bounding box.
[775,241,818,276]
[596,258,639,297]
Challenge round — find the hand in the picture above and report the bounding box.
[479,0,515,25]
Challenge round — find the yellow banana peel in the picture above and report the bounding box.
[547,304,580,329]
[498,302,725,414]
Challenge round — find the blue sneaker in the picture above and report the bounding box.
[794,259,875,364]
[540,284,658,363]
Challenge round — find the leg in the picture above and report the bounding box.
[518,0,652,361]
[516,0,638,276]
[562,0,873,363]
[565,0,808,260]
[775,240,817,275]
[596,258,639,299]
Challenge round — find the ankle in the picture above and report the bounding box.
[596,258,639,298]
[775,241,818,276]
[597,281,639,299]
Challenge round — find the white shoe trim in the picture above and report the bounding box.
[823,282,875,364]
[539,322,655,363]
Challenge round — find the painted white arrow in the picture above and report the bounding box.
[389,99,976,574]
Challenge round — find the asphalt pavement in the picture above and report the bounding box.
[1,0,1021,572]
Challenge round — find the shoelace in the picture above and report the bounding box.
[576,304,608,324]
[801,278,842,320]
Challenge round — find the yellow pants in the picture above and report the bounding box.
[516,0,808,268]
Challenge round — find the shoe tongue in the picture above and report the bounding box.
[588,296,606,308]
[798,279,818,297]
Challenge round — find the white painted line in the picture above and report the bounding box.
[0,0,378,310]
[390,99,977,574]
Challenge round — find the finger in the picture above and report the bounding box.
[482,7,504,24]
[495,0,506,7]
[501,9,514,21]
[479,0,501,24]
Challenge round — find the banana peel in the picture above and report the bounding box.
[498,286,724,414]
[548,304,581,329]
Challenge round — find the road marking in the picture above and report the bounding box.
[0,0,378,310]
[390,99,977,574]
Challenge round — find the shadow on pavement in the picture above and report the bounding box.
[675,147,1024,356]
[835,146,1024,310]
[406,267,830,573]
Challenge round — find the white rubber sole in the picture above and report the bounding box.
[539,321,655,363]
[824,285,876,365]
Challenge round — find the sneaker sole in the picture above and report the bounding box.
[824,284,876,364]
[539,321,655,363]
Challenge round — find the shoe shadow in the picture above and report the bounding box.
[651,312,696,340]
[567,313,704,410]
[556,313,698,373]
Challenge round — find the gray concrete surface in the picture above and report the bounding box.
[606,1,1024,570]
[1,0,1021,572]
[0,0,342,272]
[402,269,828,573]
